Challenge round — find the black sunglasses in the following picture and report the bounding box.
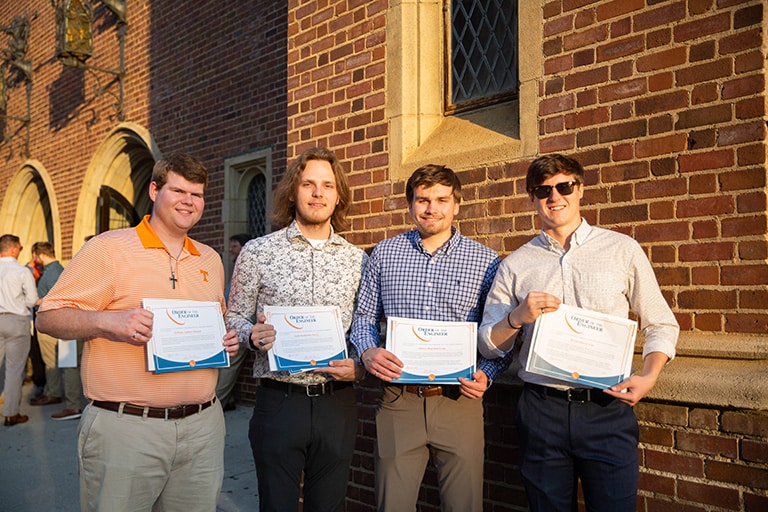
[529,180,579,199]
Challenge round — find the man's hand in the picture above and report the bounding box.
[250,313,276,352]
[222,328,239,356]
[361,347,403,382]
[117,308,155,345]
[604,352,669,406]
[317,358,365,382]
[458,370,489,400]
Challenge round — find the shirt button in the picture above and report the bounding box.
[425,306,430,311]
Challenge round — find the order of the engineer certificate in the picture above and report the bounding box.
[526,304,637,389]
[385,317,477,384]
[142,298,229,373]
[265,305,347,373]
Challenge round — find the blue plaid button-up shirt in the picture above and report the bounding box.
[350,228,512,380]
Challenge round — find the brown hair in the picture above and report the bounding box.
[31,241,55,258]
[151,153,209,191]
[405,164,462,204]
[272,147,351,231]
[526,154,584,192]
[0,234,21,253]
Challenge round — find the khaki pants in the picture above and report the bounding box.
[374,385,485,512]
[78,399,225,512]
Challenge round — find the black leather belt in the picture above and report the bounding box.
[92,398,216,419]
[259,378,352,397]
[525,383,614,405]
[393,384,461,400]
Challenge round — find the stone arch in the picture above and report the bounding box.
[0,159,61,264]
[72,122,160,254]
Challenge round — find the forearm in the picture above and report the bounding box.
[36,308,110,339]
[489,312,521,353]
[639,351,669,382]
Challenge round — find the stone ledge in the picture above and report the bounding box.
[495,332,768,411]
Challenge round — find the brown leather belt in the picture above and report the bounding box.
[402,384,461,400]
[91,398,216,420]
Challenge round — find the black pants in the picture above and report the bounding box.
[249,383,358,512]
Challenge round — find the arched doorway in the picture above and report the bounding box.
[0,160,61,264]
[72,122,160,253]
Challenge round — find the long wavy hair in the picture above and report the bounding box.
[272,147,351,231]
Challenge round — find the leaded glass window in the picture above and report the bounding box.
[449,0,518,113]
[247,172,267,238]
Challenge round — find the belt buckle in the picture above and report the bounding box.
[566,388,588,403]
[165,406,184,420]
[416,386,436,398]
[306,383,325,397]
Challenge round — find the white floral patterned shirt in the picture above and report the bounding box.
[225,221,367,384]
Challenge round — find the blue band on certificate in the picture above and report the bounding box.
[525,353,627,389]
[153,349,229,374]
[391,367,474,384]
[273,349,347,372]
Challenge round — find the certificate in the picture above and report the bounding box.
[385,317,476,384]
[57,339,78,368]
[142,299,229,373]
[526,304,637,389]
[265,306,348,373]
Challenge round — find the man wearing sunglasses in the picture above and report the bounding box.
[478,153,679,511]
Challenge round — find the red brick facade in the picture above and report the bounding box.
[1,1,766,510]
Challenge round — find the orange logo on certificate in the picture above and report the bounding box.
[190,360,196,367]
[571,371,579,380]
[428,374,436,381]
[310,360,317,366]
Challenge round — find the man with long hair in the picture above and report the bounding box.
[226,146,367,512]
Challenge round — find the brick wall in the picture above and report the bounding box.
[0,0,288,256]
[2,0,766,510]
[284,0,768,510]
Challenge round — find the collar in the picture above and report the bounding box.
[285,220,344,246]
[135,215,200,256]
[538,218,592,251]
[406,226,461,256]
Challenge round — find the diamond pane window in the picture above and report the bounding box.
[247,172,267,238]
[450,0,518,112]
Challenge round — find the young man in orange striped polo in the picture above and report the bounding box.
[37,153,240,512]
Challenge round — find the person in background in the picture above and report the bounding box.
[216,232,252,411]
[350,164,512,511]
[478,153,679,511]
[29,242,64,408]
[29,241,85,420]
[0,234,37,426]
[36,153,240,511]
[226,147,366,512]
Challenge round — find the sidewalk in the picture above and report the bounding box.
[0,382,258,511]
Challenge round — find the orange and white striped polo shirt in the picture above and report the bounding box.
[40,216,226,407]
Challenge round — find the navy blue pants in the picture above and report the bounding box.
[516,384,639,512]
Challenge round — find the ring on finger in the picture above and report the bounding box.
[132,331,138,339]
[258,339,265,347]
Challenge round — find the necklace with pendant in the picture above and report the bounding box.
[169,246,184,289]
